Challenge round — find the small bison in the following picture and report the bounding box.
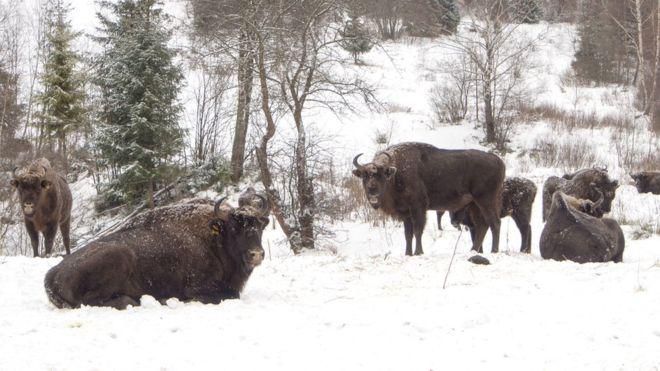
[630,171,660,195]
[540,191,624,263]
[442,176,537,253]
[10,158,72,257]
[44,192,269,309]
[542,167,618,221]
[352,142,505,255]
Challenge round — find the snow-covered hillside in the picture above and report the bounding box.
[1,4,660,369]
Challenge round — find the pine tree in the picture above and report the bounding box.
[94,0,183,207]
[339,15,373,64]
[433,0,460,34]
[513,0,542,24]
[0,65,23,160]
[36,0,85,170]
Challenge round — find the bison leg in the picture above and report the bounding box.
[403,217,414,256]
[25,221,40,257]
[43,224,58,256]
[512,213,532,254]
[470,221,488,254]
[436,211,444,231]
[474,200,501,253]
[59,218,71,255]
[412,209,426,255]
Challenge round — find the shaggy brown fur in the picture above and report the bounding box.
[44,194,269,309]
[353,142,505,255]
[542,167,618,221]
[10,158,72,257]
[630,171,660,195]
[540,192,624,263]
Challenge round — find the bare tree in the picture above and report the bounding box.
[440,0,544,147]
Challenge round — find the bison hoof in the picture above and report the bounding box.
[468,255,491,265]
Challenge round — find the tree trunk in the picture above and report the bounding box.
[293,111,315,251]
[146,179,154,209]
[230,27,254,183]
[635,0,649,110]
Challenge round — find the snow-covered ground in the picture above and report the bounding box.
[1,4,660,369]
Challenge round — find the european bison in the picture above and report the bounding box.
[542,167,618,221]
[443,176,537,253]
[540,191,624,263]
[44,192,269,309]
[352,142,505,255]
[630,171,660,195]
[10,158,72,257]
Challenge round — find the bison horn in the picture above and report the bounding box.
[593,188,604,209]
[254,193,269,217]
[352,153,364,169]
[381,151,393,164]
[12,166,19,178]
[214,196,232,220]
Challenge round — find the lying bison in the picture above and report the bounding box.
[352,142,505,255]
[540,191,624,263]
[542,167,618,221]
[630,171,660,195]
[10,158,72,257]
[442,177,537,253]
[44,193,269,309]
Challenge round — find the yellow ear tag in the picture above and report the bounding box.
[211,224,221,235]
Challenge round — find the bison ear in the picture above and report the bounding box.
[208,220,223,236]
[40,180,52,189]
[10,179,18,188]
[352,169,364,178]
[611,180,619,188]
[385,167,397,179]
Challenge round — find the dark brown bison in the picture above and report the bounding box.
[352,142,505,255]
[44,193,269,309]
[542,167,618,221]
[630,171,660,195]
[540,191,624,263]
[10,158,72,257]
[442,176,537,253]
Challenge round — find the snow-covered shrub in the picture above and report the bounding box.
[529,136,599,171]
[429,83,466,124]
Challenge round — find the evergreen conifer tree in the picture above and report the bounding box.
[37,0,85,169]
[94,0,183,207]
[339,15,373,64]
[434,0,460,34]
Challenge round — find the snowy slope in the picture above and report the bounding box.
[2,6,660,369]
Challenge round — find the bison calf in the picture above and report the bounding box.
[44,193,269,309]
[540,191,624,263]
[352,142,505,255]
[445,177,537,253]
[630,171,660,195]
[10,158,72,257]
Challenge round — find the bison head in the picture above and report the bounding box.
[209,193,269,272]
[10,161,53,217]
[590,179,617,213]
[630,172,649,193]
[352,152,397,209]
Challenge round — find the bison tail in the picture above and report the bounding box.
[44,267,73,309]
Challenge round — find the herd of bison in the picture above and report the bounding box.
[7,142,660,309]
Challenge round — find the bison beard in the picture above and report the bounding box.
[44,195,269,309]
[540,191,624,264]
[10,158,72,257]
[352,142,505,255]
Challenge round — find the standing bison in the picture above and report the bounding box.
[443,176,537,253]
[44,192,269,309]
[540,191,624,263]
[542,167,618,221]
[10,158,72,257]
[630,171,660,195]
[352,142,505,255]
